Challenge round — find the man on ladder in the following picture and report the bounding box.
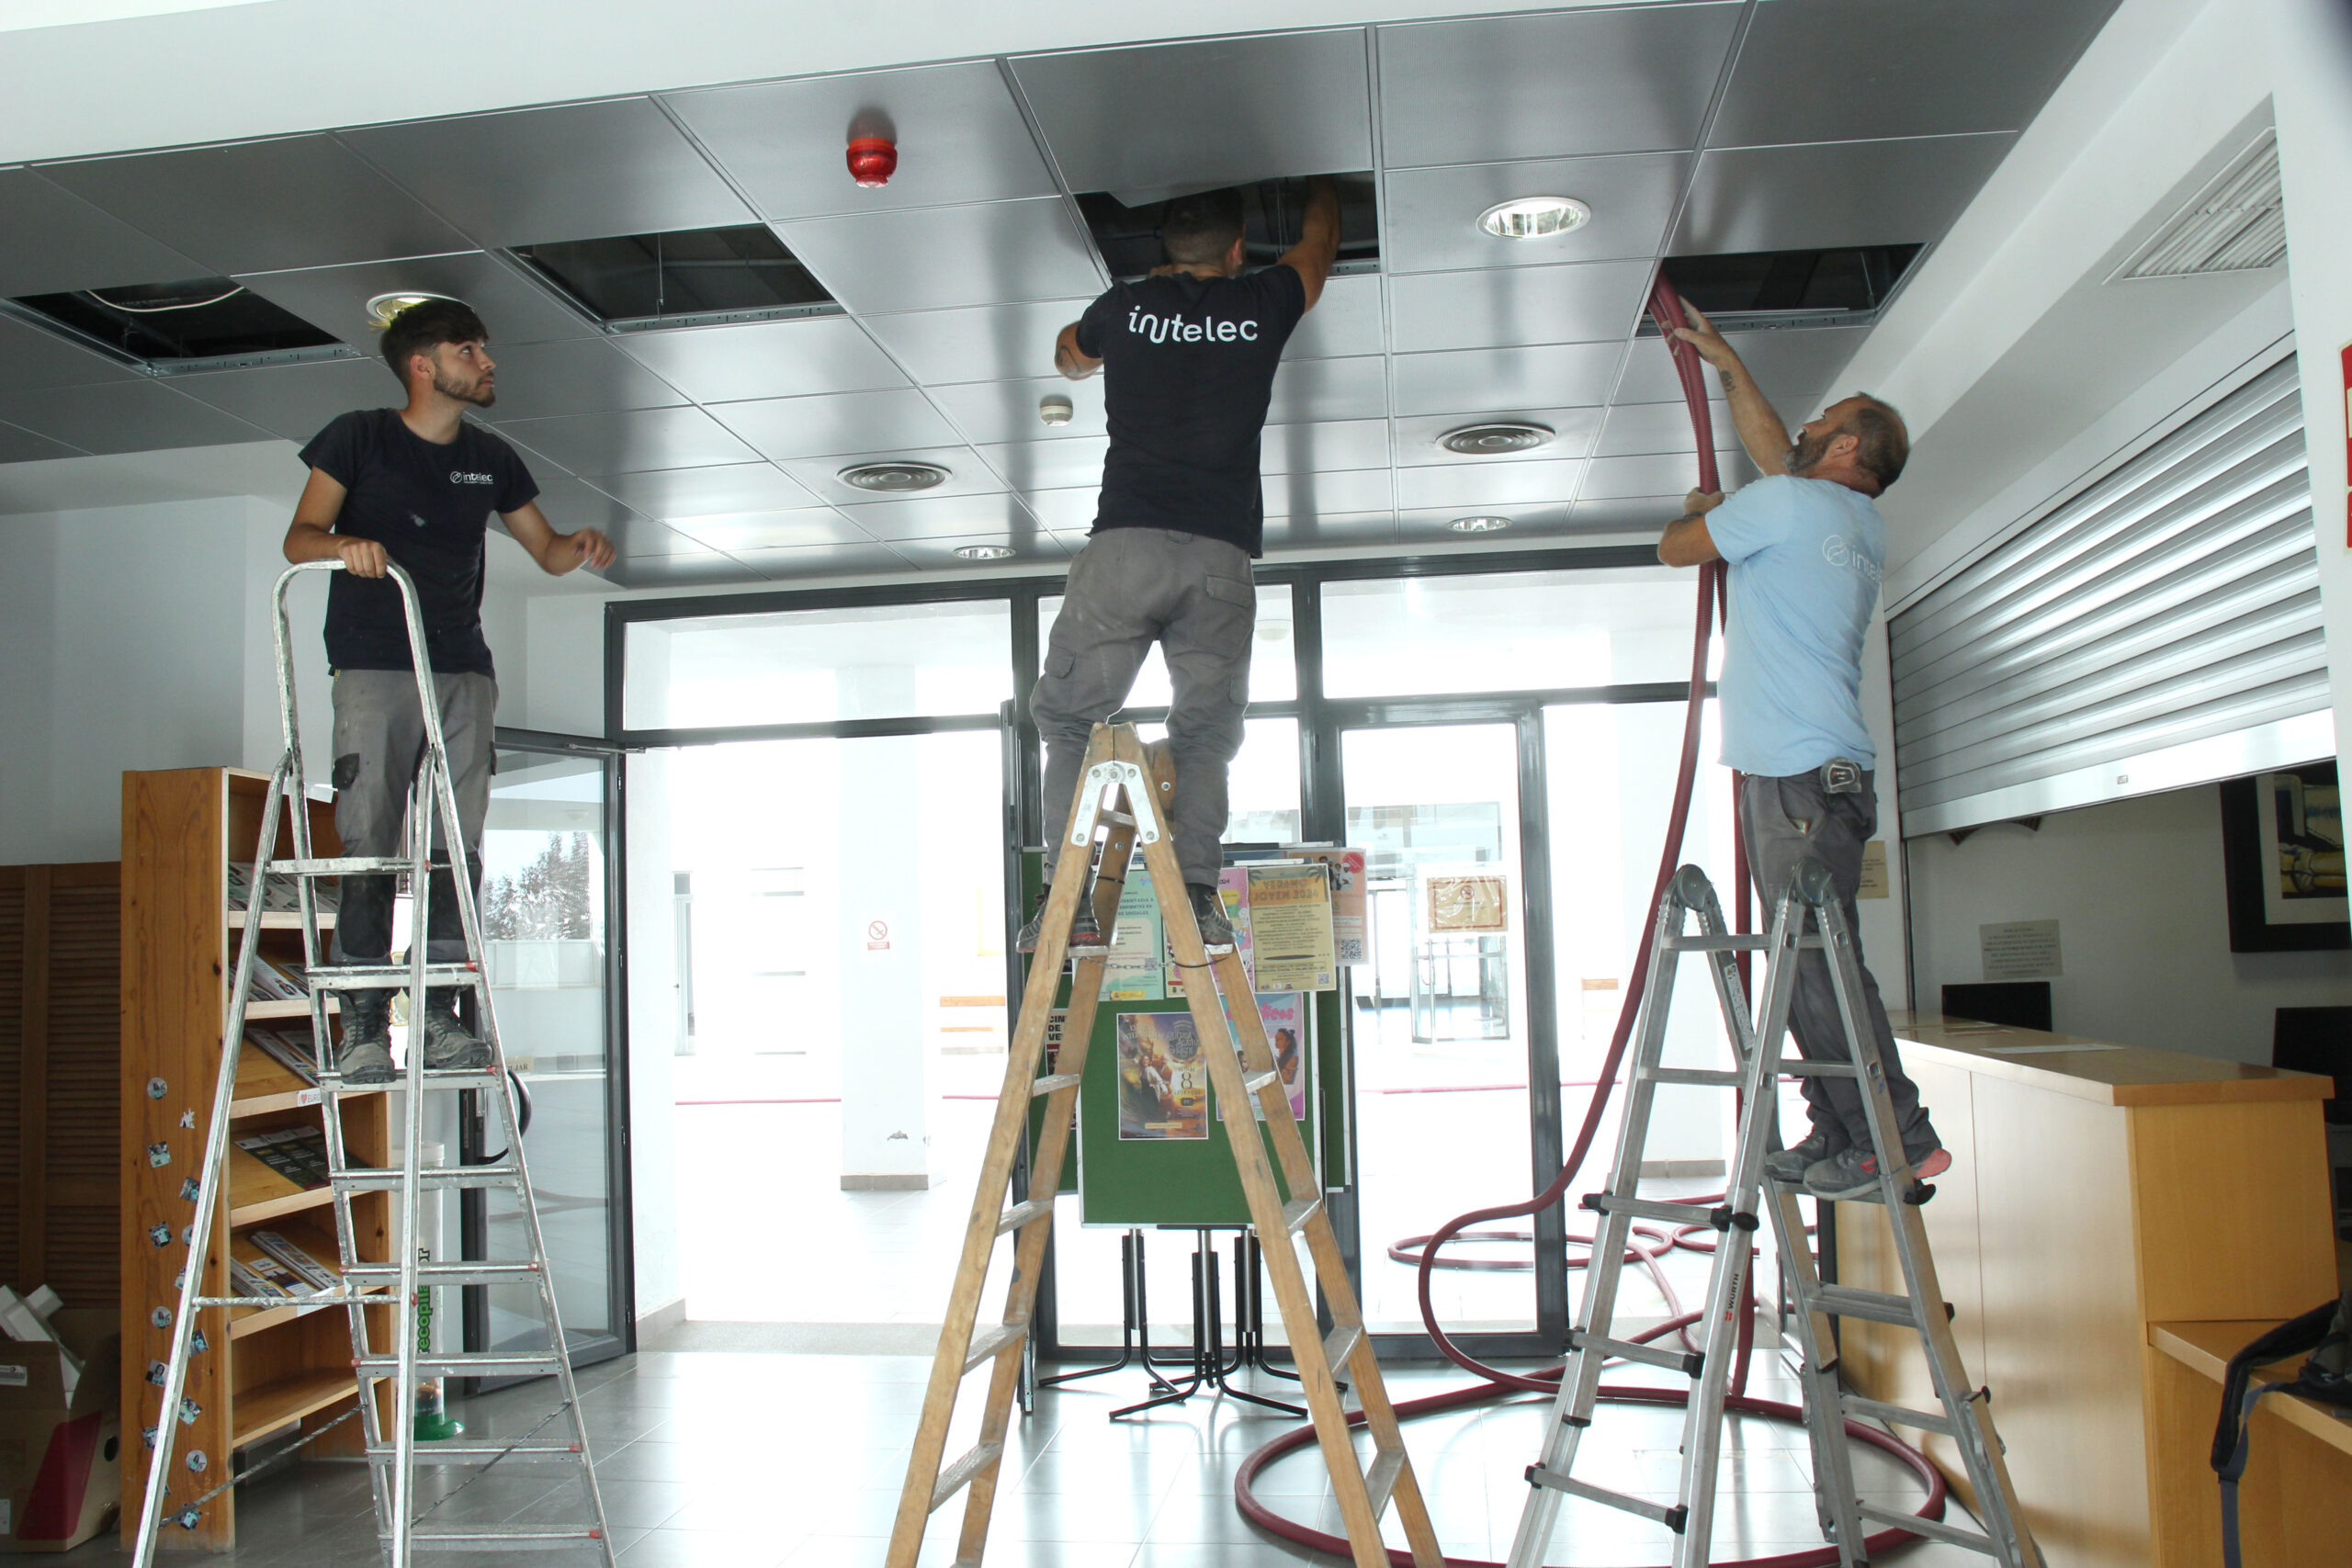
[1657,306,1946,1202]
[1024,177,1340,953]
[280,297,614,1082]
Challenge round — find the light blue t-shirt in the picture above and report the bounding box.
[1705,474,1883,778]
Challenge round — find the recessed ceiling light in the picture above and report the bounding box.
[1449,516,1512,534]
[364,291,463,328]
[1439,422,1554,456]
[954,544,1017,561]
[1476,197,1590,241]
[838,461,950,492]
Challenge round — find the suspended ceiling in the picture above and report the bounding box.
[0,1,2119,588]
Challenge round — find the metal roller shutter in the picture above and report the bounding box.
[1891,356,2328,836]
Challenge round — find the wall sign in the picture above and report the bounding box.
[1980,919,2063,981]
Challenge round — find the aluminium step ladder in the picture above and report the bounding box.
[889,722,1443,1568]
[1508,862,2041,1568]
[131,560,614,1566]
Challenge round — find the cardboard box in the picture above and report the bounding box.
[0,1310,120,1551]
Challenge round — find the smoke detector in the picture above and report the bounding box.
[1438,422,1554,456]
[838,461,949,492]
[954,545,1017,561]
[1039,393,1073,426]
[1449,516,1512,534]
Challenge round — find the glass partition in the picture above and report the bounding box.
[1321,569,1701,697]
[1037,583,1299,707]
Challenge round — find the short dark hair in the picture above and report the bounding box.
[1160,187,1247,266]
[1841,394,1910,490]
[380,298,489,383]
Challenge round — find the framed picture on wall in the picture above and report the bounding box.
[2219,761,2350,951]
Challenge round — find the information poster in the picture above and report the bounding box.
[1425,869,1510,934]
[1114,1011,1207,1140]
[1218,993,1309,1122]
[1283,847,1367,964]
[1249,862,1338,991]
[1104,865,1164,1000]
[1167,864,1254,994]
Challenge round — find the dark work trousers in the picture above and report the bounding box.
[1737,769,1935,1155]
[329,669,498,967]
[1031,527,1253,888]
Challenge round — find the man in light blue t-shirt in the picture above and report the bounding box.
[1656,305,1944,1203]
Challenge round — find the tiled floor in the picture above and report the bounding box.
[92,1341,2000,1567]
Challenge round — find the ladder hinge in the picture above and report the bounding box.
[1662,1504,1689,1535]
[1522,1463,1539,1486]
[1560,1413,1590,1428]
[1727,1210,1759,1233]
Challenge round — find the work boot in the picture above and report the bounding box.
[1015,883,1102,955]
[1802,1137,1951,1203]
[1187,884,1235,951]
[420,989,492,1071]
[1763,1124,1845,1186]
[334,993,395,1086]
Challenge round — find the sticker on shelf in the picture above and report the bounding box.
[147,1142,173,1168]
[152,1307,172,1328]
[148,1077,169,1100]
[148,1224,172,1248]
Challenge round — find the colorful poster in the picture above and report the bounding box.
[1283,847,1367,964]
[1167,863,1255,993]
[1426,871,1510,934]
[1247,863,1338,992]
[1115,1012,1207,1140]
[1219,993,1309,1122]
[1104,865,1165,1000]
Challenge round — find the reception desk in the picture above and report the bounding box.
[1833,1012,2339,1568]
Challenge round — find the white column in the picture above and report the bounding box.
[836,669,932,1190]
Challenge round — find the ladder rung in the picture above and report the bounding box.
[1098,809,1136,828]
[1857,1501,1996,1554]
[334,1167,521,1190]
[388,1528,605,1551]
[1322,1322,1364,1375]
[367,1439,582,1464]
[356,1352,562,1378]
[322,1066,504,1091]
[929,1440,1006,1512]
[1840,1393,1957,1438]
[1362,1447,1407,1521]
[1569,1329,1703,1378]
[995,1199,1053,1235]
[1030,1073,1081,1096]
[962,1323,1028,1374]
[270,857,442,876]
[1781,1061,1860,1079]
[343,1261,542,1286]
[306,963,479,989]
[1525,1466,1687,1532]
[1244,1069,1281,1095]
[1280,1195,1323,1234]
[1666,933,1768,951]
[195,1292,371,1310]
[1645,1066,1742,1088]
[1810,1285,1933,1328]
[1581,1193,1751,1232]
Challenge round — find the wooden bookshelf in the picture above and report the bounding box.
[123,767,391,1551]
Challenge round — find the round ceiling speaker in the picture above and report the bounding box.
[1437,422,1555,456]
[838,461,949,492]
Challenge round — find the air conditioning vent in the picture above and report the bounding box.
[2113,129,2286,281]
[1438,422,1553,456]
[838,461,949,493]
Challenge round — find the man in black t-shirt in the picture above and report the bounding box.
[1023,180,1339,953]
[284,299,614,1084]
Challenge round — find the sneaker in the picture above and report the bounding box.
[334,996,395,1086]
[1014,885,1102,955]
[1802,1140,1953,1203]
[1187,884,1235,951]
[1763,1126,1845,1186]
[421,991,492,1071]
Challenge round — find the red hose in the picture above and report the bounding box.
[1231,276,1947,1563]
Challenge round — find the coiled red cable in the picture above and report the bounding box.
[1231,276,1948,1565]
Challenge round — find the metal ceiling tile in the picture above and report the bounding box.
[861,298,1095,386]
[1396,459,1587,513]
[1012,31,1372,197]
[1395,406,1603,466]
[1612,326,1870,409]
[1712,0,2118,150]
[977,437,1107,494]
[1385,152,1690,274]
[736,541,918,581]
[712,388,962,462]
[673,507,877,552]
[525,470,657,535]
[1388,260,1652,355]
[1261,419,1390,477]
[175,355,399,443]
[778,446,1003,505]
[342,99,750,250]
[615,315,907,405]
[0,312,143,391]
[890,531,1073,570]
[468,336,687,423]
[929,376,1105,447]
[0,419,84,464]
[1568,495,1689,532]
[1396,502,1572,535]
[1578,455,1719,502]
[1671,135,2017,255]
[0,378,268,455]
[597,515,708,557]
[664,62,1057,220]
[602,550,765,590]
[0,170,206,297]
[1261,511,1398,551]
[235,252,598,348]
[594,462,817,520]
[490,405,759,477]
[1267,355,1389,424]
[1264,468,1394,520]
[1392,342,1623,419]
[774,199,1103,315]
[1595,399,1735,457]
[43,135,471,276]
[837,490,1040,542]
[1285,273,1386,361]
[1377,6,1742,168]
[1024,489,1101,533]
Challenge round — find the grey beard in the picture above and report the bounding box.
[1786,427,1833,474]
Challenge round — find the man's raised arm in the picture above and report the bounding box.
[1278,175,1341,311]
[1673,303,1791,477]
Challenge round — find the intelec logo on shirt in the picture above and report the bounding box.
[1127,309,1261,345]
[1820,535,1883,585]
[449,470,496,485]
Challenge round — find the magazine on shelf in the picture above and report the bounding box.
[246,955,309,1003]
[233,1125,334,1190]
[244,1026,322,1086]
[250,1231,339,1293]
[227,1253,304,1301]
[226,863,340,914]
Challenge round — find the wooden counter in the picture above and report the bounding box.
[1833,1012,2337,1568]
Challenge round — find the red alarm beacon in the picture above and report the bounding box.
[846,136,898,188]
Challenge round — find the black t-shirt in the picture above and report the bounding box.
[1074,265,1308,557]
[298,410,537,677]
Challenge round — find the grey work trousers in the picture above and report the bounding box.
[1737,769,1934,1154]
[329,668,498,967]
[1032,527,1253,888]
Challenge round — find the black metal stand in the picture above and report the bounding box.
[1040,1230,1178,1394]
[1113,1228,1306,1419]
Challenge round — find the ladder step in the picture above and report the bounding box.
[1098,809,1137,828]
[356,1353,563,1378]
[306,963,479,989]
[1781,1061,1860,1079]
[1644,1066,1743,1088]
[1362,1447,1408,1521]
[1525,1466,1688,1533]
[1857,1501,1997,1554]
[995,1199,1053,1236]
[929,1440,1006,1512]
[196,1292,373,1310]
[322,1067,505,1091]
[1280,1195,1323,1234]
[1810,1285,1935,1328]
[385,1528,605,1551]
[1839,1393,1957,1438]
[367,1439,582,1465]
[1666,934,1769,952]
[1244,1069,1281,1095]
[1580,1193,1754,1233]
[1567,1329,1703,1378]
[1322,1322,1364,1375]
[334,1167,522,1191]
[270,857,444,876]
[342,1261,543,1286]
[962,1323,1028,1374]
[1030,1073,1081,1096]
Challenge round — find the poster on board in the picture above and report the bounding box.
[1217,993,1309,1122]
[1248,863,1337,991]
[1114,1011,1207,1140]
[1282,847,1367,964]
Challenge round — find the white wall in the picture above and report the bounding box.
[1905,784,2352,1065]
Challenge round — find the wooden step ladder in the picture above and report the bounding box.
[888,722,1443,1568]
